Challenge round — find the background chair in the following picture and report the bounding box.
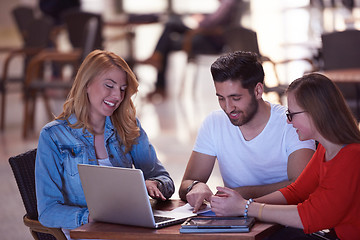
[8,149,67,240]
[0,6,54,131]
[181,26,314,102]
[11,6,36,40]
[22,15,100,138]
[222,26,288,98]
[321,29,360,70]
[62,10,103,51]
[320,29,360,120]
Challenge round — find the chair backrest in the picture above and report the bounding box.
[9,149,38,220]
[12,6,53,48]
[222,26,261,55]
[25,17,53,48]
[62,10,103,50]
[9,149,63,240]
[11,6,53,74]
[221,26,288,98]
[12,6,36,42]
[80,17,100,61]
[321,30,360,70]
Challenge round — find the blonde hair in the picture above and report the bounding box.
[287,73,360,144]
[57,50,140,152]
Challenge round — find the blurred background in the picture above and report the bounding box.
[1,0,360,239]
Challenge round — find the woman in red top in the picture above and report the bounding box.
[210,73,360,240]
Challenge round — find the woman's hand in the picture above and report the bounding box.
[145,180,166,201]
[210,186,246,216]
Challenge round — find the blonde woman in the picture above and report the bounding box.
[35,50,174,233]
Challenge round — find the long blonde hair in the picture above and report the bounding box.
[57,50,140,152]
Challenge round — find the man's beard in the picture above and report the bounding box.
[227,95,258,126]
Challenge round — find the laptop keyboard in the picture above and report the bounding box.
[154,215,175,223]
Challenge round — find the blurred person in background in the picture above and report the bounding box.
[139,0,241,99]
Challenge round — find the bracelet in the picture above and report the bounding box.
[258,203,265,220]
[244,198,254,218]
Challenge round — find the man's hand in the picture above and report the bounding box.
[186,182,213,212]
[145,180,166,201]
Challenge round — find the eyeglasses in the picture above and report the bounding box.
[286,110,306,122]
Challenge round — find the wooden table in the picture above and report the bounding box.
[70,200,281,240]
[322,68,360,83]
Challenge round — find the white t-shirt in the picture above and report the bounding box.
[193,103,316,188]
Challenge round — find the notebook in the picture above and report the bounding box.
[77,164,197,228]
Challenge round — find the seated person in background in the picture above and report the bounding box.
[211,73,360,240]
[179,51,315,212]
[35,50,174,234]
[39,0,81,25]
[139,0,240,98]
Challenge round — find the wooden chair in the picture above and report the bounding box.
[22,15,101,138]
[12,6,36,39]
[0,6,54,131]
[62,10,103,51]
[181,26,314,101]
[8,149,67,240]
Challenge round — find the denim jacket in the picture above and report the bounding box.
[35,115,174,229]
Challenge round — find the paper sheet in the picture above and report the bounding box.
[154,203,212,217]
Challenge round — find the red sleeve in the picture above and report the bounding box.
[297,144,360,235]
[279,145,324,204]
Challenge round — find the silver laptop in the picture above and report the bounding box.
[78,164,196,228]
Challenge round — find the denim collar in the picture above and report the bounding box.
[65,114,116,142]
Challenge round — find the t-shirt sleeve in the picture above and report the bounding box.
[284,124,316,157]
[271,104,315,157]
[280,146,323,204]
[193,112,217,156]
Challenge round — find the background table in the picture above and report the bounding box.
[322,68,360,83]
[322,68,360,120]
[70,199,281,240]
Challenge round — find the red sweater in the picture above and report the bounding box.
[280,143,360,240]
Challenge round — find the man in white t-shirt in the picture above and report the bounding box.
[179,51,315,212]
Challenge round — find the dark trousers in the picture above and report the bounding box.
[265,227,339,240]
[154,16,223,89]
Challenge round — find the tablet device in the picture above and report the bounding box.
[180,216,255,233]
